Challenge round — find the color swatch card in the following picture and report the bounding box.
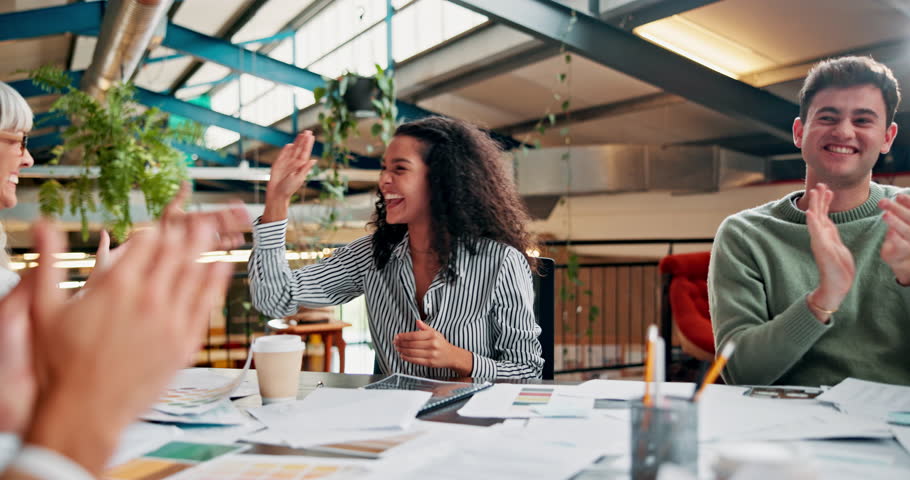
[142,398,249,426]
[104,441,248,480]
[153,360,252,416]
[457,384,593,418]
[168,454,374,480]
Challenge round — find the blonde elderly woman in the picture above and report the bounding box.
[0,81,35,298]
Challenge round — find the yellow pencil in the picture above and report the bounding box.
[692,342,736,402]
[643,325,658,406]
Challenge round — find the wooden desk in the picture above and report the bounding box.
[267,321,352,373]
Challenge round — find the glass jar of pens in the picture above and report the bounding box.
[630,325,736,480]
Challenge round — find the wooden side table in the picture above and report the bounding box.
[267,320,352,373]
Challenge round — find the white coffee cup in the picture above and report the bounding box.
[253,335,304,404]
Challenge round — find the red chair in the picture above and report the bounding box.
[658,252,715,362]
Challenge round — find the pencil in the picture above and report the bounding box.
[643,325,658,406]
[692,341,736,402]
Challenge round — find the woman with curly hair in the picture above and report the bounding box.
[250,116,543,379]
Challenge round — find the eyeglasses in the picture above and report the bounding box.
[0,131,28,155]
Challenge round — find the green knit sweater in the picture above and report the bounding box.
[709,182,910,387]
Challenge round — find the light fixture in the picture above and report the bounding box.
[634,15,777,80]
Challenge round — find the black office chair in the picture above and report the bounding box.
[534,257,556,380]
[372,257,556,379]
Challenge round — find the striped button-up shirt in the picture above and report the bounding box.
[249,219,543,379]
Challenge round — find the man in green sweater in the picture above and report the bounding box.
[709,56,910,387]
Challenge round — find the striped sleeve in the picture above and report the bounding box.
[472,248,544,379]
[248,217,372,318]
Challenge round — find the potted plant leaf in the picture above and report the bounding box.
[29,65,201,241]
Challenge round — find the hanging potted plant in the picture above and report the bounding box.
[310,64,397,230]
[28,65,201,241]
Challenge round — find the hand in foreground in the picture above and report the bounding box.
[161,182,249,251]
[805,183,855,322]
[878,194,910,285]
[0,271,38,434]
[23,219,234,476]
[89,182,248,282]
[393,319,473,376]
[262,131,318,223]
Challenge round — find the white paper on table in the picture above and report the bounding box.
[249,388,430,433]
[141,398,248,425]
[153,359,252,416]
[817,378,910,421]
[699,385,889,442]
[107,422,183,468]
[725,409,892,442]
[573,379,696,400]
[797,439,910,480]
[240,422,429,451]
[372,429,605,480]
[457,384,595,418]
[516,417,629,455]
[168,453,375,480]
[310,419,492,460]
[240,427,289,446]
[178,419,265,444]
[894,425,910,456]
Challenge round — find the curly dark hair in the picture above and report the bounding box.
[369,116,539,281]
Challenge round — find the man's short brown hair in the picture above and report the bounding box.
[799,56,901,124]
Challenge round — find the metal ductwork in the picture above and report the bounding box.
[81,0,172,99]
[514,145,767,218]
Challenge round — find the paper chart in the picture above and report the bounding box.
[510,386,555,415]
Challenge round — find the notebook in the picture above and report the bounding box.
[363,373,492,414]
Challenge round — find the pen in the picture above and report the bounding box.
[643,325,658,406]
[654,336,665,406]
[692,341,735,402]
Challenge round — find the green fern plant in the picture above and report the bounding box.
[29,66,200,241]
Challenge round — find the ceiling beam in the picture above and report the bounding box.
[0,2,102,41]
[166,0,271,94]
[448,0,798,140]
[135,87,296,147]
[162,23,324,91]
[601,0,720,30]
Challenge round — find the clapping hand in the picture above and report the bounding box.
[805,183,855,321]
[878,194,910,285]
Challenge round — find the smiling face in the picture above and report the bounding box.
[378,135,432,227]
[793,84,898,189]
[0,131,33,209]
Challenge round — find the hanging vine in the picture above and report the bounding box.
[515,10,599,366]
[311,64,397,231]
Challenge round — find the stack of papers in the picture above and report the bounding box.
[248,387,431,448]
[141,367,255,426]
[152,367,253,416]
[699,384,891,442]
[817,378,910,421]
